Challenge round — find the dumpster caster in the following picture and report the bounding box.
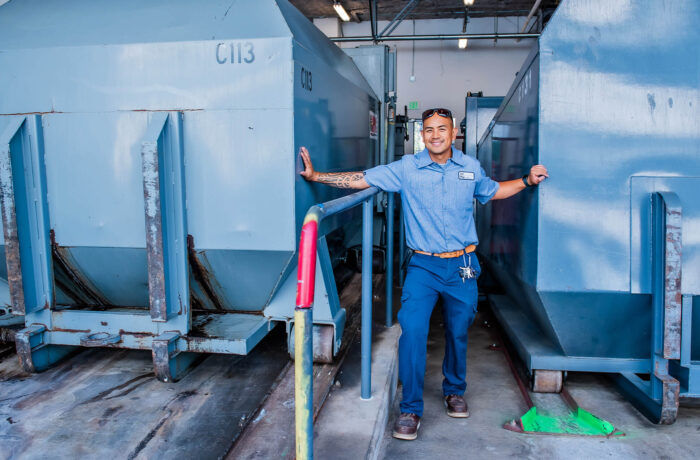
[152,332,198,382]
[288,324,335,364]
[531,370,563,393]
[15,324,78,373]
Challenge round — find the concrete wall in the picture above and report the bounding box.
[314,16,535,153]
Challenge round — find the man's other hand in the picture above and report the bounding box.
[528,165,549,186]
[299,147,317,182]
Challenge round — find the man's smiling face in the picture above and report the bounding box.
[421,113,457,157]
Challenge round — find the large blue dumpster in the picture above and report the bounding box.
[0,0,379,380]
[477,0,700,423]
[463,93,503,158]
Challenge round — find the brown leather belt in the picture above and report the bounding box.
[413,245,476,259]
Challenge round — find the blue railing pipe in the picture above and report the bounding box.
[398,201,406,287]
[385,103,396,326]
[295,186,394,458]
[361,198,374,399]
[385,193,394,327]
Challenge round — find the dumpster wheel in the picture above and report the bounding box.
[532,369,563,393]
[287,323,335,364]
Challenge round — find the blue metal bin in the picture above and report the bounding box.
[0,0,379,380]
[477,0,700,423]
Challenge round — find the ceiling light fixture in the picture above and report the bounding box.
[333,2,351,22]
[458,38,468,49]
[463,0,475,6]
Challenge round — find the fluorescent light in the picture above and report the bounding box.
[464,0,475,5]
[333,2,351,22]
[458,38,468,49]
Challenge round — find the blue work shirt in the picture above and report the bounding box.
[364,147,499,253]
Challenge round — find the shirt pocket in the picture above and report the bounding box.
[407,172,440,209]
[448,174,476,212]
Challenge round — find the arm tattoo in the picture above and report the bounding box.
[316,172,364,189]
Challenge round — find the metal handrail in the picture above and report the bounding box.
[294,186,395,460]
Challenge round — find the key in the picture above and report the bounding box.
[459,252,476,281]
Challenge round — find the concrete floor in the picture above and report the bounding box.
[382,307,700,459]
[2,277,699,460]
[0,326,289,460]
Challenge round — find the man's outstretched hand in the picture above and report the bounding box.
[298,146,369,189]
[493,164,549,200]
[527,165,549,186]
[299,147,317,182]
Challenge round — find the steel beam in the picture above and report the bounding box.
[332,32,539,43]
[378,0,419,38]
[369,0,377,42]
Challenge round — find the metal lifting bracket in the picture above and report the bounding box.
[0,116,78,372]
[152,331,198,383]
[614,192,682,424]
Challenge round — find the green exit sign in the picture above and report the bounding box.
[408,101,419,110]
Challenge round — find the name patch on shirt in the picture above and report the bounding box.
[458,171,475,180]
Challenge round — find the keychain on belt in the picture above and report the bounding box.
[459,252,476,282]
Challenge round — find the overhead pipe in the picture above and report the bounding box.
[369,0,377,41]
[520,0,544,33]
[517,0,544,41]
[331,32,539,42]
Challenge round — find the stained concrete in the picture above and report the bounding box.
[382,308,700,459]
[314,324,400,460]
[0,326,289,460]
[2,278,699,459]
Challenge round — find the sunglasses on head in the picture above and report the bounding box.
[421,108,453,121]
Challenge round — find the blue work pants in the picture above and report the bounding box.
[398,252,480,417]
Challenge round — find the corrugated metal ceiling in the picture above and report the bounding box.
[289,0,560,21]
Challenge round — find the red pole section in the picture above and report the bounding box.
[296,218,319,309]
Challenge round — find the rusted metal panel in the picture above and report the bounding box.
[48,330,154,350]
[141,111,189,333]
[152,331,198,382]
[79,332,121,347]
[152,331,179,382]
[654,371,680,425]
[188,312,270,354]
[15,324,46,373]
[659,192,682,360]
[141,120,168,321]
[0,117,26,316]
[50,230,111,307]
[187,235,225,311]
[184,336,248,355]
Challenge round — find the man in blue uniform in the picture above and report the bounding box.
[299,108,548,440]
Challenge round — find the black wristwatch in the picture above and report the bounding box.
[521,175,531,187]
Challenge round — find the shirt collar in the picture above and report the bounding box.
[450,148,468,166]
[415,147,467,168]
